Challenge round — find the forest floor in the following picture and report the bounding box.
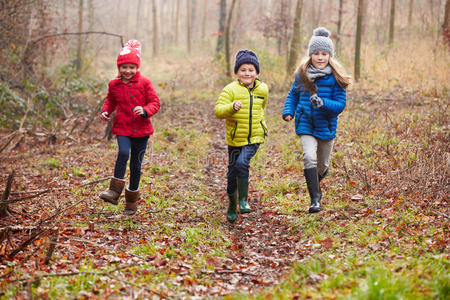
[0,88,448,299]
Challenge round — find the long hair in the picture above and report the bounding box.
[295,56,351,93]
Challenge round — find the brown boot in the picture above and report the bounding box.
[99,177,125,205]
[124,188,140,215]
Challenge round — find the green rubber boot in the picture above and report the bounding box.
[227,191,238,222]
[237,177,252,213]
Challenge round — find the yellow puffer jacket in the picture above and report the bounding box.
[215,79,268,147]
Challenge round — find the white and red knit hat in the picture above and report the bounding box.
[117,40,141,68]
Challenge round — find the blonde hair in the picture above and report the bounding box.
[295,56,351,93]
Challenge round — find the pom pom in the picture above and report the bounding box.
[124,40,141,54]
[313,27,330,37]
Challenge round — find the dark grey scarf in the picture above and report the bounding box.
[307,64,332,81]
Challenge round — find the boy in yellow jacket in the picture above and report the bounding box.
[215,49,269,222]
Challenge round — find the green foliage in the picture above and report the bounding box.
[0,82,26,128]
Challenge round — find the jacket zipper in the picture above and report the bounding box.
[260,121,267,136]
[247,88,253,143]
[231,122,237,140]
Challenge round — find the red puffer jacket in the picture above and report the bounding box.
[102,72,160,137]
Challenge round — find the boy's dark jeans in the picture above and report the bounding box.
[114,135,149,191]
[227,144,260,195]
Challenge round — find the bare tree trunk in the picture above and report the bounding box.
[88,0,94,31]
[277,0,284,56]
[40,0,48,69]
[63,0,67,32]
[231,0,242,46]
[159,1,167,49]
[286,0,303,76]
[76,0,84,72]
[355,0,363,82]
[201,0,208,41]
[389,0,395,45]
[152,0,158,56]
[187,0,191,53]
[175,0,180,46]
[408,0,414,26]
[225,0,238,77]
[216,0,226,58]
[336,0,343,56]
[135,0,142,38]
[443,0,450,45]
[191,0,197,41]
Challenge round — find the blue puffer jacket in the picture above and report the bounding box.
[282,73,346,140]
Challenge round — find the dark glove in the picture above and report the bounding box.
[310,94,324,108]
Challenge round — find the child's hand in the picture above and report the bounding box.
[100,111,110,121]
[310,94,324,108]
[283,115,293,121]
[233,101,242,111]
[133,106,145,116]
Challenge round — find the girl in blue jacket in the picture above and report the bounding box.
[283,27,350,213]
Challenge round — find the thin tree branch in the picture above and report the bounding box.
[32,31,124,46]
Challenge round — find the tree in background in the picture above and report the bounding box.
[76,0,84,72]
[216,0,226,59]
[443,0,450,46]
[336,0,344,56]
[389,0,395,45]
[354,0,364,81]
[187,0,191,53]
[225,0,238,77]
[286,0,303,77]
[152,0,158,56]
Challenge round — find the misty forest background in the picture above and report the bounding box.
[0,0,449,299]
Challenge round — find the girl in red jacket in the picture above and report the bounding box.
[99,40,160,215]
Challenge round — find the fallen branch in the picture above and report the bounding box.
[2,177,110,205]
[9,176,110,196]
[9,228,51,258]
[13,263,139,282]
[0,189,49,205]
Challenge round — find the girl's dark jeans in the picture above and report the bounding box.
[113,135,149,191]
[226,143,260,194]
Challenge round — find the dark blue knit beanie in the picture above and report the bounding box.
[234,49,260,74]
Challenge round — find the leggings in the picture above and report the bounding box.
[300,134,334,176]
[113,135,149,191]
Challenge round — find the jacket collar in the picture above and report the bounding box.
[237,78,261,90]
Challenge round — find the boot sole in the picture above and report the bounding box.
[308,208,322,213]
[100,197,119,205]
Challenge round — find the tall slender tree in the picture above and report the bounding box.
[336,0,344,55]
[175,0,180,45]
[286,0,303,76]
[187,0,191,53]
[216,0,226,58]
[443,0,450,45]
[152,0,158,56]
[408,0,414,26]
[355,0,363,82]
[76,0,84,72]
[389,0,395,45]
[88,0,94,31]
[225,0,238,77]
[201,0,208,41]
